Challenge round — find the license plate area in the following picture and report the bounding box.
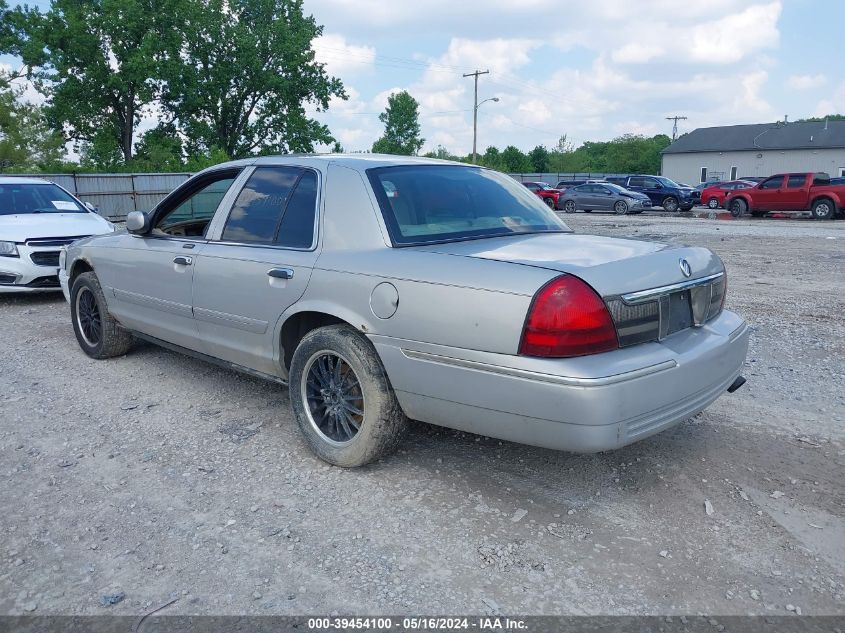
[660,290,693,338]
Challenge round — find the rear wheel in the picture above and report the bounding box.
[811,198,835,220]
[729,198,747,217]
[70,272,133,359]
[662,196,679,212]
[707,197,720,209]
[563,200,576,213]
[289,324,409,467]
[613,200,629,215]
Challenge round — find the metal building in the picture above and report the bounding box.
[661,119,845,185]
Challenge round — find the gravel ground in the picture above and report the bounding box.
[1,213,844,617]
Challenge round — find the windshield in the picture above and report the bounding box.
[0,183,86,215]
[367,166,569,246]
[656,177,682,188]
[604,183,633,194]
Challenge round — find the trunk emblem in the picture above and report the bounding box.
[679,258,692,277]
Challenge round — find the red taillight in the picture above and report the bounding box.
[519,275,619,358]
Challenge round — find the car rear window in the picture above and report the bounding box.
[367,166,568,246]
[0,183,86,215]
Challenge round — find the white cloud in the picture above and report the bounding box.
[313,33,376,76]
[611,43,664,64]
[689,2,781,64]
[787,74,827,90]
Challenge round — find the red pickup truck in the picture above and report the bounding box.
[724,172,845,219]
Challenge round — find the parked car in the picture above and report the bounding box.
[559,183,651,215]
[724,172,845,219]
[60,155,749,467]
[0,177,114,293]
[555,179,607,191]
[831,177,845,186]
[522,181,561,209]
[701,180,756,209]
[611,175,696,212]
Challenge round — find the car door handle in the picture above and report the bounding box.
[173,256,193,266]
[267,267,294,280]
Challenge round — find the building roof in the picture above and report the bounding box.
[662,120,845,154]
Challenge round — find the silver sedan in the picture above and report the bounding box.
[560,182,651,214]
[60,155,748,467]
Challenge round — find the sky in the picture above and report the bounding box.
[2,0,844,156]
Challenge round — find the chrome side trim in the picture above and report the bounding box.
[194,306,268,334]
[400,349,677,387]
[113,288,193,318]
[621,272,724,305]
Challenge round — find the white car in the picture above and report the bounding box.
[0,177,115,293]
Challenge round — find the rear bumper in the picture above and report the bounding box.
[371,310,749,452]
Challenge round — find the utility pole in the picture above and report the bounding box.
[464,69,490,163]
[666,115,688,142]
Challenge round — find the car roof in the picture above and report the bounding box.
[0,176,57,185]
[195,153,466,178]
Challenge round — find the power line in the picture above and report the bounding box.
[666,115,687,141]
[463,69,490,163]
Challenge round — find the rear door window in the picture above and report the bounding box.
[276,170,318,249]
[221,167,301,243]
[786,175,806,188]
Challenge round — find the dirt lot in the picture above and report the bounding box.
[1,213,844,617]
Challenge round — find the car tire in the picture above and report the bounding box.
[729,198,747,217]
[662,196,679,212]
[613,200,628,215]
[707,197,720,209]
[811,198,835,220]
[563,200,576,213]
[543,197,555,209]
[288,324,409,467]
[70,271,134,359]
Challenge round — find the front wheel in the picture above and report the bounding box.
[729,198,747,217]
[662,196,679,212]
[707,197,720,209]
[70,272,134,359]
[811,198,835,220]
[563,200,576,213]
[288,324,409,467]
[613,200,629,215]
[544,197,555,209]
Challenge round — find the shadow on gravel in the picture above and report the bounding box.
[0,292,65,307]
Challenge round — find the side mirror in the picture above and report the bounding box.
[126,210,149,234]
[84,201,99,213]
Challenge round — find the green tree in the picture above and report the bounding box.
[162,0,345,158]
[16,0,179,163]
[479,145,502,170]
[371,90,424,156]
[797,114,845,122]
[528,144,550,173]
[423,144,461,161]
[500,145,530,172]
[0,79,64,170]
[133,122,184,170]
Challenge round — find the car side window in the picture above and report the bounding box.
[786,175,806,188]
[276,169,318,249]
[642,178,659,188]
[628,177,643,187]
[154,172,238,238]
[221,167,301,243]
[760,177,783,189]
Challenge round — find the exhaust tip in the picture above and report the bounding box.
[727,376,746,393]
